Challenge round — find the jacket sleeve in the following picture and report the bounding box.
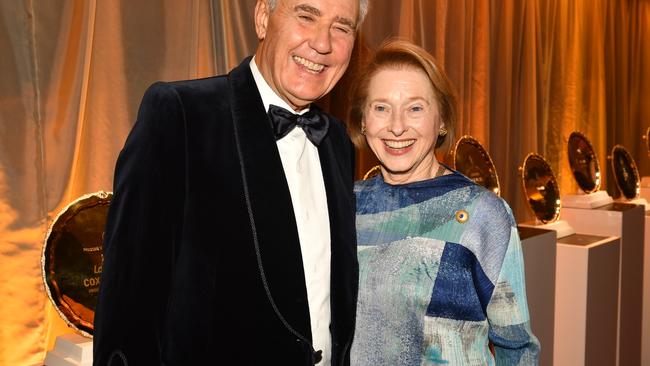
[93,82,186,366]
[486,214,540,365]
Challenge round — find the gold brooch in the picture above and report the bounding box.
[455,210,469,223]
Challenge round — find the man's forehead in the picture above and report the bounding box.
[279,0,359,22]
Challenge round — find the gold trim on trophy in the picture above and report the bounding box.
[643,127,650,157]
[363,165,382,180]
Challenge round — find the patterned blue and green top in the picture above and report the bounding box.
[350,170,539,365]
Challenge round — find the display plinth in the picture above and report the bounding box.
[621,197,650,211]
[642,211,650,366]
[518,226,556,366]
[561,203,645,366]
[43,334,92,366]
[519,219,575,239]
[553,234,620,366]
[562,190,614,209]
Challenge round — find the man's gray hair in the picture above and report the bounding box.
[266,0,369,27]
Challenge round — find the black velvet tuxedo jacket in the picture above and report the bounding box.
[93,57,358,366]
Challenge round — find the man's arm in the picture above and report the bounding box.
[93,82,186,366]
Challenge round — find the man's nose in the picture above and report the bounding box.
[309,25,332,54]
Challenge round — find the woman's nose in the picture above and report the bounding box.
[388,113,407,136]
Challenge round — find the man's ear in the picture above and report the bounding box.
[254,0,270,40]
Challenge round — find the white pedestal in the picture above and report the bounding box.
[624,197,649,210]
[561,203,645,366]
[43,334,92,366]
[562,190,614,209]
[554,234,620,366]
[519,219,575,239]
[643,211,650,366]
[518,226,556,366]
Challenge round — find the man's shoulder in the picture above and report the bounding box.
[162,75,230,97]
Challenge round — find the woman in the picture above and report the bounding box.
[348,40,539,365]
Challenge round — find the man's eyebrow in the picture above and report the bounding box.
[294,4,357,29]
[294,4,321,17]
[335,16,356,29]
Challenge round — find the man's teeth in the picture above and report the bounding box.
[384,140,415,149]
[293,56,325,72]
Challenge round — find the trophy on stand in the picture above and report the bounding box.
[518,153,575,238]
[562,131,614,208]
[42,191,112,366]
[451,135,500,195]
[608,144,648,208]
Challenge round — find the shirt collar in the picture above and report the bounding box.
[250,57,309,115]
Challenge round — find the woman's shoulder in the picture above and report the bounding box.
[469,187,516,227]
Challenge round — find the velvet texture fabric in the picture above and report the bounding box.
[92,58,358,365]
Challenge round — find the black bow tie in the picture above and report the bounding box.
[268,104,329,146]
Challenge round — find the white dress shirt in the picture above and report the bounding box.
[250,58,332,365]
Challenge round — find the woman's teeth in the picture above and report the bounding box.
[384,140,415,149]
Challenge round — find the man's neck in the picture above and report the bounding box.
[249,57,309,114]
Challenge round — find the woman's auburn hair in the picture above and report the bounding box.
[348,39,458,150]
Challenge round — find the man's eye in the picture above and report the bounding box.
[334,26,351,34]
[299,15,314,22]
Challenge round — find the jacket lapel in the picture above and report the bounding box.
[317,120,358,356]
[227,58,312,341]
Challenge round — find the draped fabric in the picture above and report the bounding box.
[0,1,648,364]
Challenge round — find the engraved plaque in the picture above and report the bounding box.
[42,191,112,337]
[521,153,561,223]
[567,132,601,193]
[610,145,640,200]
[452,135,500,196]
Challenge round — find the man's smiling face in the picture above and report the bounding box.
[254,0,359,111]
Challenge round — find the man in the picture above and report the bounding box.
[93,0,368,365]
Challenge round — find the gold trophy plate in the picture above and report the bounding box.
[610,145,640,200]
[452,135,500,196]
[567,131,601,193]
[521,153,561,223]
[42,191,112,337]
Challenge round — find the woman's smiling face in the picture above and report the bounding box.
[363,66,444,184]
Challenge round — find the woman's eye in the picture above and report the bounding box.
[374,105,386,112]
[410,105,423,112]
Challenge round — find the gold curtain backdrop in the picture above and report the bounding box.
[0,1,648,364]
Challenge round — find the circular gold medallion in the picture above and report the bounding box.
[455,210,469,223]
[567,132,601,193]
[610,145,640,200]
[521,153,561,223]
[452,135,500,196]
[42,191,112,337]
